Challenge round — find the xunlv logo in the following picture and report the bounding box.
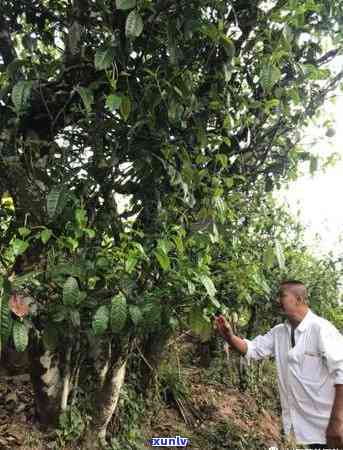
[150,436,189,446]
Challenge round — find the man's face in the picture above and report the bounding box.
[275,288,300,317]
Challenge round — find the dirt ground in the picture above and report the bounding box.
[0,343,298,450]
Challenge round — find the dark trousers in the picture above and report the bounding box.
[308,444,328,449]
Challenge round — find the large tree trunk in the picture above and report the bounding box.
[83,336,131,449]
[138,329,172,396]
[29,339,63,428]
[29,332,79,428]
[84,356,127,449]
[198,336,220,368]
[2,344,29,375]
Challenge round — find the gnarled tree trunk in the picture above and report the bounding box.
[29,339,63,428]
[139,328,172,397]
[84,336,131,449]
[84,356,127,449]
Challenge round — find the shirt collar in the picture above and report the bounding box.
[285,308,314,332]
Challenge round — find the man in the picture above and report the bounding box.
[214,280,343,449]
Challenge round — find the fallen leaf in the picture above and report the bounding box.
[5,392,18,403]
[9,293,29,318]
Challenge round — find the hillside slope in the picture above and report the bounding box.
[0,335,299,450]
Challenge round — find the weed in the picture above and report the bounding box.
[55,406,85,447]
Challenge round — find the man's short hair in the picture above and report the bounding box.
[279,280,309,304]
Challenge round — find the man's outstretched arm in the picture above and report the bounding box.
[214,316,248,354]
[214,315,275,361]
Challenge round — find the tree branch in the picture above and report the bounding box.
[0,15,17,66]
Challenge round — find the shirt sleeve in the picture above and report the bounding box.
[318,322,343,385]
[243,326,276,362]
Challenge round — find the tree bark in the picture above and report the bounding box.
[84,356,127,449]
[60,345,72,411]
[29,339,63,428]
[139,329,171,396]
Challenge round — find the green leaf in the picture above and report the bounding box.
[47,186,62,219]
[187,280,195,295]
[132,242,147,257]
[141,301,161,331]
[94,48,114,70]
[116,0,136,10]
[11,80,33,111]
[199,274,216,298]
[120,95,131,121]
[189,308,212,343]
[310,156,318,175]
[326,128,335,138]
[283,24,294,43]
[75,208,87,227]
[84,228,96,238]
[157,239,172,254]
[77,87,94,113]
[154,250,171,271]
[264,246,276,268]
[42,324,59,351]
[106,94,122,112]
[129,305,143,326]
[209,296,221,308]
[13,321,29,352]
[260,65,281,92]
[70,310,81,328]
[50,263,82,280]
[64,237,78,252]
[41,228,52,244]
[0,292,13,355]
[274,239,286,270]
[125,253,138,273]
[6,59,23,80]
[92,305,109,336]
[173,234,184,254]
[216,154,228,168]
[63,276,80,307]
[224,177,234,188]
[52,306,67,322]
[110,293,127,332]
[18,227,31,238]
[125,10,144,38]
[221,36,235,60]
[11,271,42,288]
[12,239,29,256]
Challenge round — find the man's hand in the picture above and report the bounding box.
[326,385,343,449]
[214,315,248,355]
[214,315,233,341]
[326,416,343,449]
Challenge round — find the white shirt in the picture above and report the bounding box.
[243,308,343,445]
